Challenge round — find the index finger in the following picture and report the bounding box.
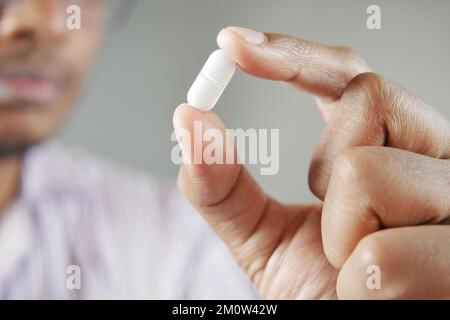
[217,26,371,100]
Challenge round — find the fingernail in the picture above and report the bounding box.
[229,27,266,45]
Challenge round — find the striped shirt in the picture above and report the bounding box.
[0,141,256,299]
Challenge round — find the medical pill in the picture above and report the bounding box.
[187,49,236,111]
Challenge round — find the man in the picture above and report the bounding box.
[0,0,448,300]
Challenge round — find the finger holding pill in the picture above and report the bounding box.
[187,49,236,111]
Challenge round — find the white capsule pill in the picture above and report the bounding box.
[187,49,236,111]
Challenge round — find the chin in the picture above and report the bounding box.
[0,102,73,157]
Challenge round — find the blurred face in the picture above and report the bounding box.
[0,0,104,155]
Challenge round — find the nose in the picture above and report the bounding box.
[0,0,65,46]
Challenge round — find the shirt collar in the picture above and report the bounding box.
[21,139,101,204]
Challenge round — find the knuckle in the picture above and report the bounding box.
[308,147,376,200]
[350,71,383,86]
[286,36,313,59]
[269,34,313,61]
[344,72,384,103]
[345,72,384,103]
[354,234,388,268]
[332,45,370,74]
[336,236,385,300]
[267,35,314,80]
[332,149,371,188]
[341,72,390,126]
[339,233,405,300]
[277,37,315,76]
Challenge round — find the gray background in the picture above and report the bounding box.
[60,0,450,204]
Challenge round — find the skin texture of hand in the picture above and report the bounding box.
[174,27,450,299]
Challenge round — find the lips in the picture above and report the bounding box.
[0,72,65,105]
[0,76,59,103]
[0,53,72,106]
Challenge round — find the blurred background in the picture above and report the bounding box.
[60,0,450,204]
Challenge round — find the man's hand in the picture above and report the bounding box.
[174,27,450,299]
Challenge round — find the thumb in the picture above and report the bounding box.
[174,104,285,278]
